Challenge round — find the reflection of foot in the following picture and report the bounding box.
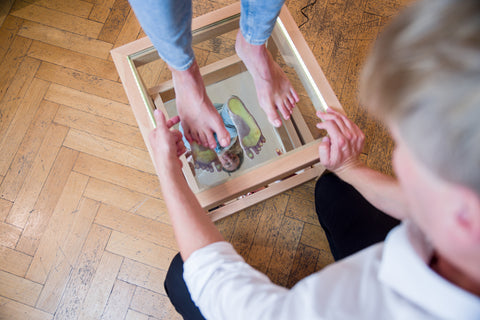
[171,60,230,149]
[226,96,266,159]
[235,30,299,128]
[191,142,222,172]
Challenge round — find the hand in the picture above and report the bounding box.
[149,109,187,173]
[316,108,365,174]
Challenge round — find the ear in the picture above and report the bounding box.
[453,185,480,243]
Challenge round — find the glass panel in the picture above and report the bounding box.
[128,12,328,192]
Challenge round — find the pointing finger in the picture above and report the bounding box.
[316,120,343,144]
[317,109,352,139]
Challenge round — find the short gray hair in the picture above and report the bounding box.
[360,0,480,195]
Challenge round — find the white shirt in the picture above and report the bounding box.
[184,222,480,320]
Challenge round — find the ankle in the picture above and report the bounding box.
[171,61,206,90]
[170,60,199,80]
[236,31,266,57]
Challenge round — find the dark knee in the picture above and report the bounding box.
[315,173,344,212]
[164,253,184,295]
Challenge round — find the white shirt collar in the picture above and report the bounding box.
[379,222,480,319]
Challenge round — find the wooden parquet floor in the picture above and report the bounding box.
[0,0,409,319]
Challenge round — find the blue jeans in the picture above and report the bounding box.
[128,0,285,71]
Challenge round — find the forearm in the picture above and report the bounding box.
[335,164,407,220]
[157,165,224,260]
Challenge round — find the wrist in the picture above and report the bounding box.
[334,158,364,178]
[156,159,183,178]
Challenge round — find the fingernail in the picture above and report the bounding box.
[221,138,228,147]
[274,119,282,127]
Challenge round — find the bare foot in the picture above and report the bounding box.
[235,31,299,128]
[171,60,230,149]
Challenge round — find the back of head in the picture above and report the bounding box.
[360,0,480,195]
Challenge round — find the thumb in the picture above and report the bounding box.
[154,109,167,130]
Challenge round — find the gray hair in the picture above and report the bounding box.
[360,0,480,195]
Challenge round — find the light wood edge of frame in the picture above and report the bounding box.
[110,47,160,176]
[208,164,324,221]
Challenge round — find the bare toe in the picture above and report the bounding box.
[206,131,217,150]
[191,131,201,145]
[287,94,296,107]
[290,88,299,102]
[264,107,282,127]
[215,124,231,148]
[284,100,293,115]
[200,132,210,147]
[277,101,290,120]
[184,130,193,144]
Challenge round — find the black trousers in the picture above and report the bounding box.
[164,173,400,319]
[314,173,400,260]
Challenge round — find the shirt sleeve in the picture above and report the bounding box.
[183,240,404,320]
[183,241,291,320]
